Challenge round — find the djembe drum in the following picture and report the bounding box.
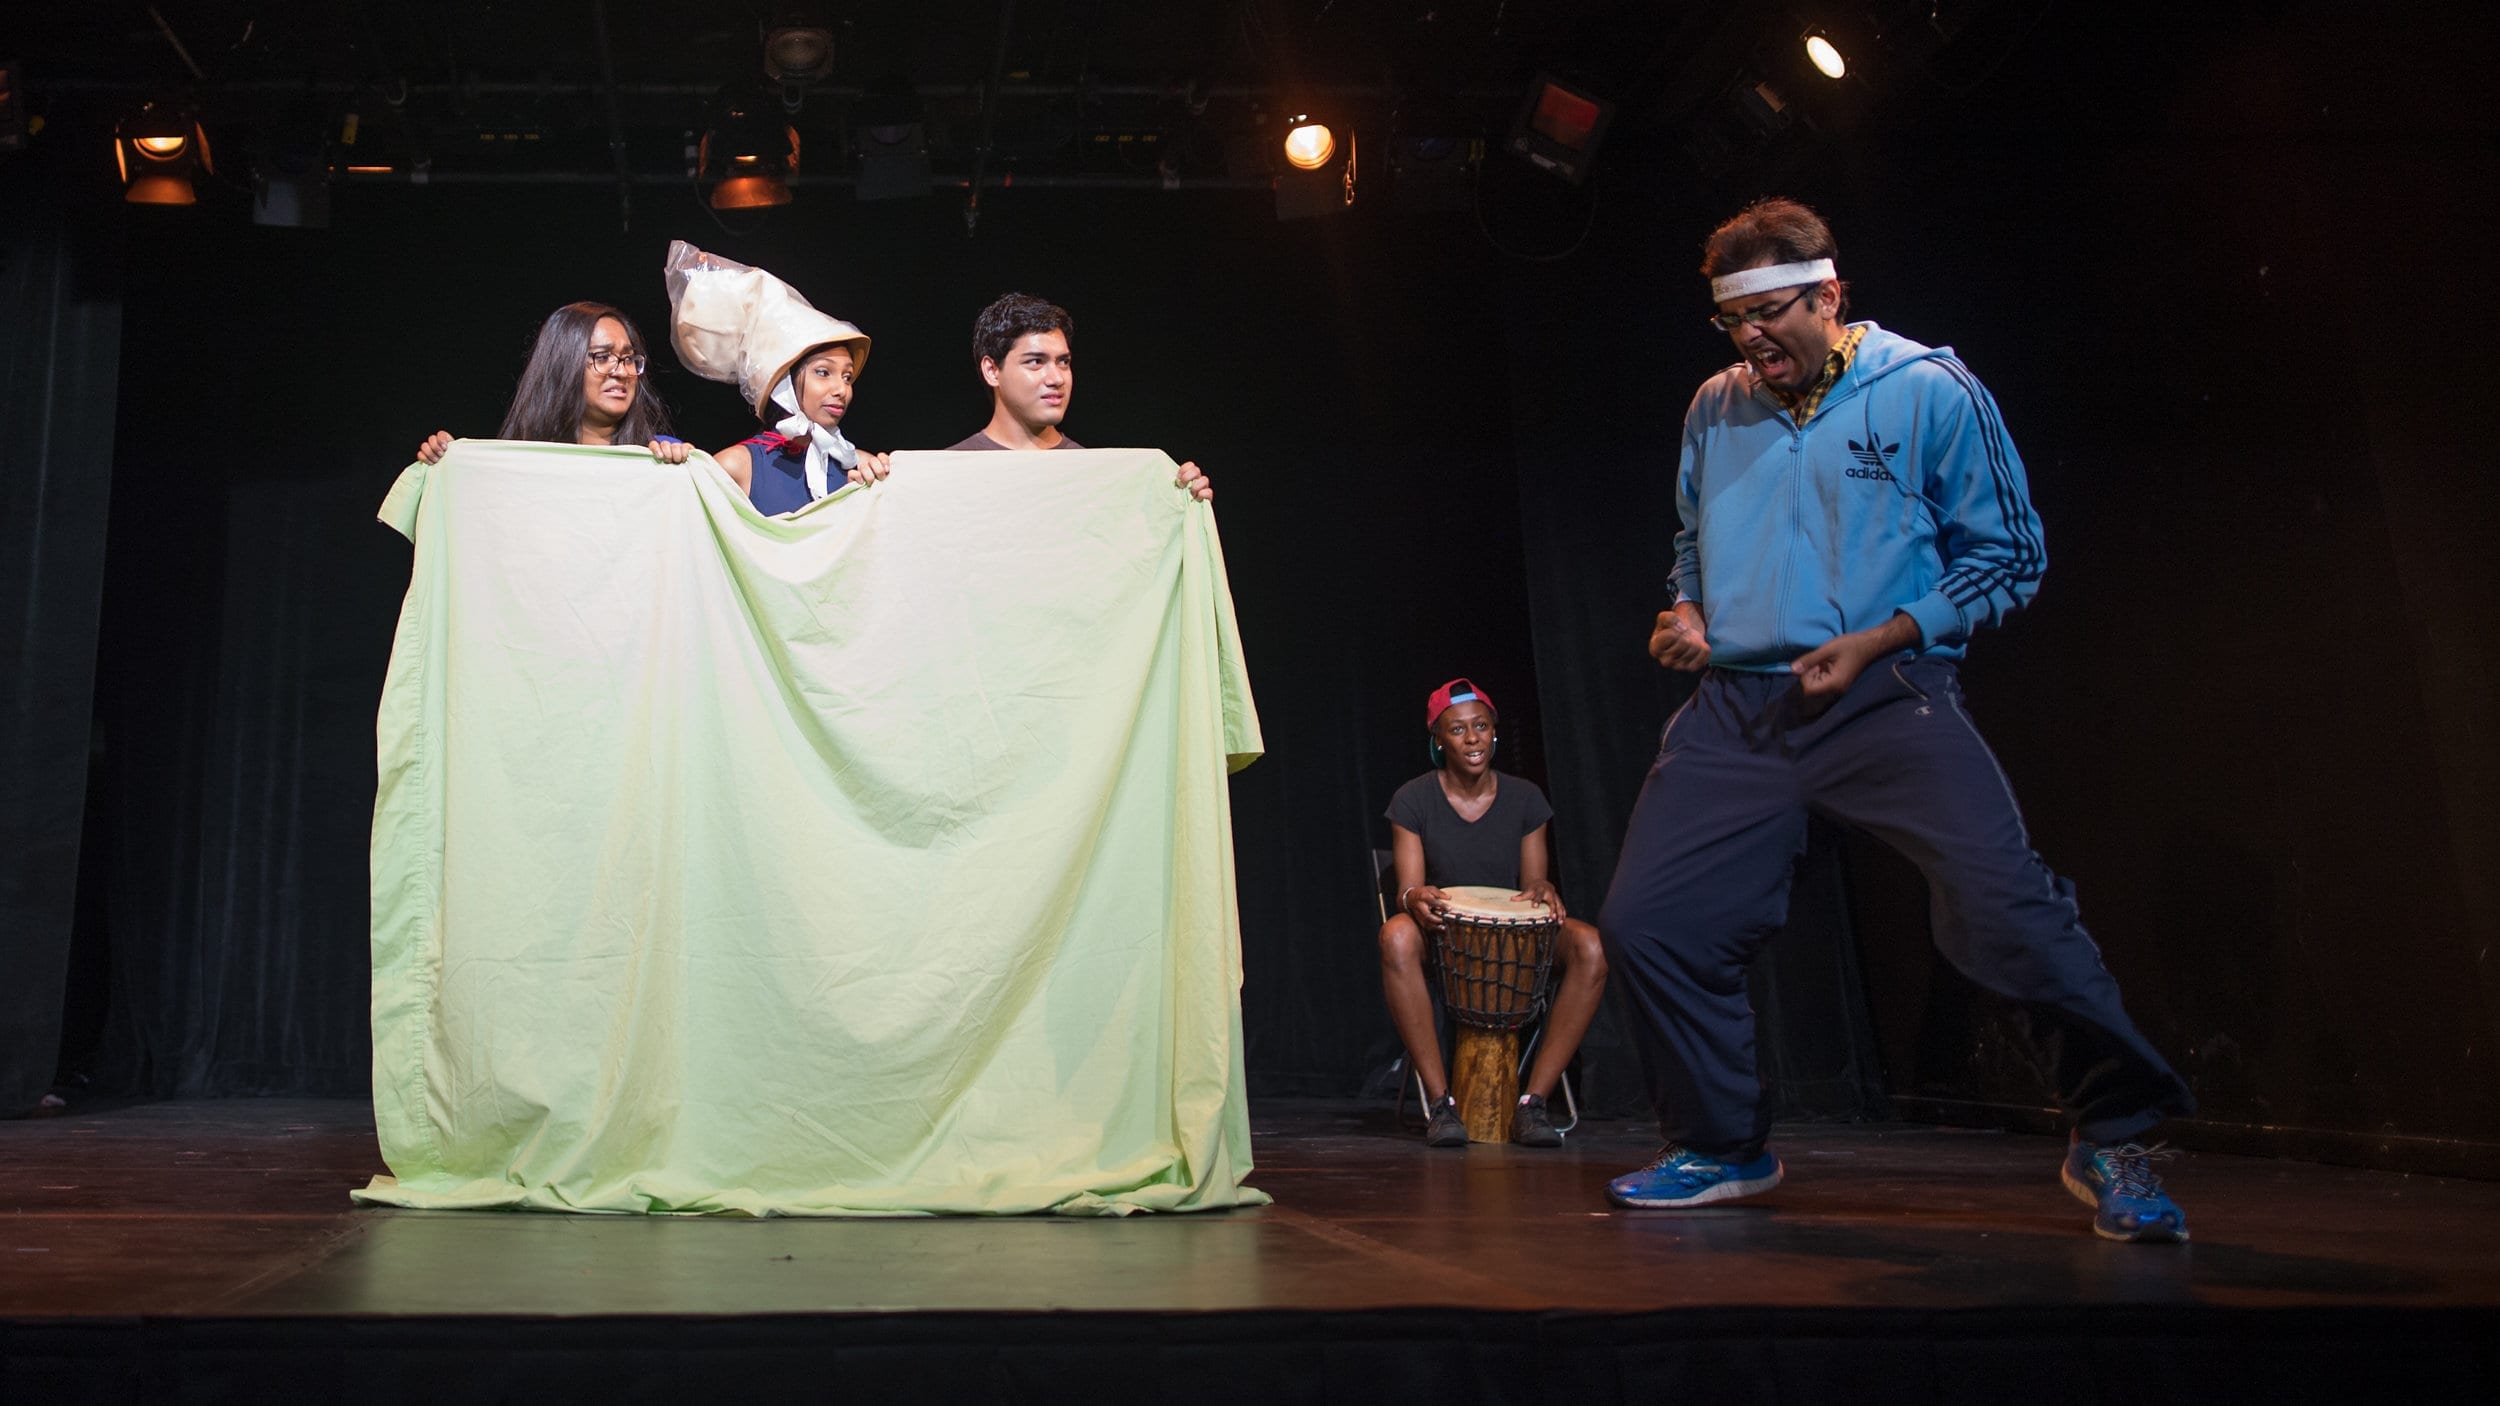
[1428,886,1561,1143]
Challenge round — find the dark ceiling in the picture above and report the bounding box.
[7,1,2051,189]
[20,1,1664,90]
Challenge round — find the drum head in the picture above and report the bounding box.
[1438,885,1553,921]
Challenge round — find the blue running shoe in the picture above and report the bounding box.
[1606,1145,1784,1208]
[2062,1135,2189,1243]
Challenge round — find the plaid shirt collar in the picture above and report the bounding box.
[1761,323,1867,425]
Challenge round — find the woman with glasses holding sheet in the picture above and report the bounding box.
[411,300,690,466]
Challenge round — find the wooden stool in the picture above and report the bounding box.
[1451,1026,1521,1143]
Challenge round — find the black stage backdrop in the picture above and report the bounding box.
[0,195,123,1113]
[17,3,2500,1170]
[64,178,1616,1103]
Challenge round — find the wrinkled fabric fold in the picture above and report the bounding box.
[358,441,1266,1216]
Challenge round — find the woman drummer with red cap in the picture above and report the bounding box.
[1380,678,1609,1147]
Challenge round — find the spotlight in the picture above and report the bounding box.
[850,78,930,202]
[1741,78,1792,135]
[1506,73,1612,185]
[1282,119,1334,171]
[1804,30,1847,80]
[1272,110,1355,221]
[699,86,798,209]
[1678,69,1799,180]
[251,95,334,228]
[1388,95,1480,213]
[1388,133,1479,212]
[763,10,835,113]
[115,98,211,205]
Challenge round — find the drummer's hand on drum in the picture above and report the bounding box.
[416,430,454,465]
[1650,602,1710,671]
[1404,884,1451,932]
[1515,880,1567,921]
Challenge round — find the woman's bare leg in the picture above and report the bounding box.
[1524,918,1608,1099]
[1379,914,1449,1102]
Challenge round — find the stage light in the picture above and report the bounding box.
[1282,119,1335,171]
[764,10,835,113]
[115,98,211,205]
[699,86,798,209]
[851,77,931,202]
[1804,31,1848,80]
[251,98,336,228]
[1387,134,1480,213]
[1386,92,1480,213]
[764,13,834,78]
[1272,109,1356,221]
[1506,73,1612,185]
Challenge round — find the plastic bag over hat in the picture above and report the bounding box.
[664,240,871,421]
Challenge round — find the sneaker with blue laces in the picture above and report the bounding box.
[1606,1145,1784,1208]
[2062,1135,2189,1242]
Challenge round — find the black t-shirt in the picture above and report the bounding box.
[1384,771,1555,890]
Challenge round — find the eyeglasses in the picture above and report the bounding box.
[586,350,648,375]
[1707,287,1811,332]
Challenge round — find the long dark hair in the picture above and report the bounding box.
[496,301,675,445]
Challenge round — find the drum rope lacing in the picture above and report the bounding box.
[1426,887,1561,1032]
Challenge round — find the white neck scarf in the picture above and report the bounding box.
[769,373,859,499]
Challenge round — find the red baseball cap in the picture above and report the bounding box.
[1425,677,1497,728]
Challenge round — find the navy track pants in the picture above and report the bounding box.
[1597,655,2194,1162]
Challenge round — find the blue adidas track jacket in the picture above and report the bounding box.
[1669,322,2045,671]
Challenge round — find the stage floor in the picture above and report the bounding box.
[5,1096,2497,1316]
[5,1098,2498,1403]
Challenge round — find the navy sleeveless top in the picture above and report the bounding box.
[742,432,824,515]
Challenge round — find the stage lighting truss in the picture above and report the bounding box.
[330,102,427,181]
[1075,125,1167,175]
[699,86,799,209]
[115,97,212,205]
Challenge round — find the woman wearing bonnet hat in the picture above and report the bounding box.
[664,241,894,514]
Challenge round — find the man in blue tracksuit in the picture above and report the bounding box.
[1597,198,2195,1241]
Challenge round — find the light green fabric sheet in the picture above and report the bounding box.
[356,441,1267,1216]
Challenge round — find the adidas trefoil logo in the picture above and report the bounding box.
[1846,435,1898,482]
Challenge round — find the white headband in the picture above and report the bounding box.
[1711,258,1836,303]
